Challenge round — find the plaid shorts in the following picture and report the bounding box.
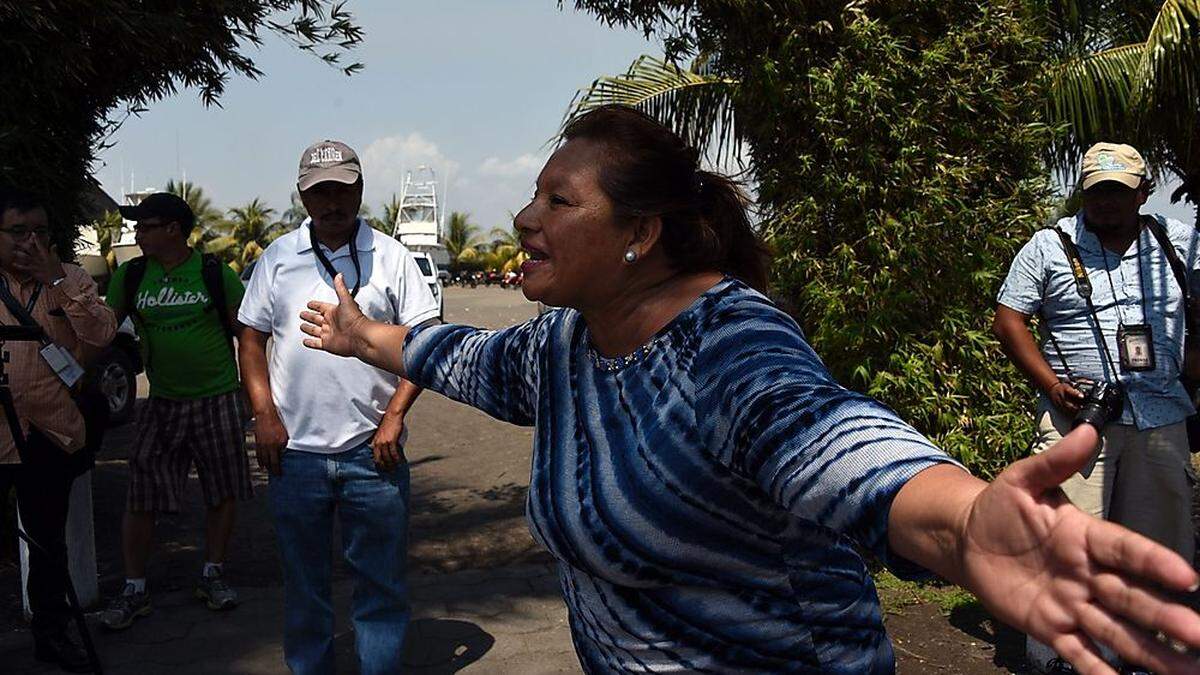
[127,389,254,513]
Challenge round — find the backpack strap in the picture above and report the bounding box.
[1144,215,1200,398]
[199,253,236,354]
[121,256,149,321]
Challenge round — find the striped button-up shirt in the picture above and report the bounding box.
[0,264,117,463]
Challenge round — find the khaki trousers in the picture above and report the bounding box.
[1030,403,1195,562]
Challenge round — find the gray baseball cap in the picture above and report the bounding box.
[297,140,362,191]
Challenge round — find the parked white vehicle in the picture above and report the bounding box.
[410,251,445,321]
[85,317,142,425]
[78,208,143,425]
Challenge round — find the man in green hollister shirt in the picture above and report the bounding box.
[98,193,254,631]
[107,243,243,400]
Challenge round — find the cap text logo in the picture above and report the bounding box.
[310,147,344,165]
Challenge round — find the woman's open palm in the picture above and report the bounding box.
[300,273,364,357]
[961,425,1200,673]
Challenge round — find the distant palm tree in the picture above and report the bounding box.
[444,211,483,267]
[280,191,308,229]
[165,179,223,229]
[360,203,386,233]
[93,210,125,271]
[484,224,527,273]
[206,199,285,272]
[363,194,403,234]
[380,194,402,232]
[165,179,226,248]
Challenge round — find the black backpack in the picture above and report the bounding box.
[120,253,236,363]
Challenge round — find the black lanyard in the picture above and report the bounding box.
[309,221,362,297]
[0,276,42,315]
[1098,229,1149,327]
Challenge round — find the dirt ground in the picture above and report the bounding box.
[1,285,1192,674]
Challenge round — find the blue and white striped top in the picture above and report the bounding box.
[404,278,958,673]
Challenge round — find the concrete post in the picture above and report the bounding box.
[19,470,99,615]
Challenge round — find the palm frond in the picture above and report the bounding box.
[1044,42,1142,174]
[1046,0,1200,191]
[204,235,240,255]
[1133,0,1200,115]
[564,55,743,165]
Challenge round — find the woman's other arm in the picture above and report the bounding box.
[888,426,1200,674]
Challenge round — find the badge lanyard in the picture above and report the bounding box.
[0,276,41,318]
[1099,233,1155,372]
[0,276,84,386]
[309,220,362,298]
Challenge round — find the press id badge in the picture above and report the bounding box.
[39,343,84,387]
[1116,324,1155,372]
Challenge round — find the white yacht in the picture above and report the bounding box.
[392,166,450,271]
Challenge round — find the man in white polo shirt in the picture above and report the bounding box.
[238,140,439,674]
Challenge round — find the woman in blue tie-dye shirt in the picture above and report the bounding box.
[299,106,1200,674]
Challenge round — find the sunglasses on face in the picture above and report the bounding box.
[133,220,172,232]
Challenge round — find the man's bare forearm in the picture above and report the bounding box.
[385,378,423,418]
[992,306,1060,393]
[238,328,277,416]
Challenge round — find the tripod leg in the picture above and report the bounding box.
[15,529,103,674]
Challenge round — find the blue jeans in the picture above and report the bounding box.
[268,442,411,674]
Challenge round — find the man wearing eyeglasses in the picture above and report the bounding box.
[97,192,253,632]
[993,143,1200,674]
[0,188,117,672]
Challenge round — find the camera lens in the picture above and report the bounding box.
[1072,382,1123,430]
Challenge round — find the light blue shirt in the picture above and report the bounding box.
[997,213,1200,429]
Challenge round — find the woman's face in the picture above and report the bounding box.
[515,139,630,309]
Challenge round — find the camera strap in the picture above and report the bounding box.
[1050,227,1121,382]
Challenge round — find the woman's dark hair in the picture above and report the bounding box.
[561,105,770,292]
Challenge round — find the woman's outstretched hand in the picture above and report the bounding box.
[300,273,366,358]
[960,425,1200,674]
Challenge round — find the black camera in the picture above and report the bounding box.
[1072,380,1123,430]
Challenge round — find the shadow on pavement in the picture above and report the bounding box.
[947,602,1026,673]
[401,618,496,673]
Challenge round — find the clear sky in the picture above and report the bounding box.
[94,1,1196,230]
[95,1,657,231]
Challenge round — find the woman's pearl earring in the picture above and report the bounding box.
[623,249,638,264]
